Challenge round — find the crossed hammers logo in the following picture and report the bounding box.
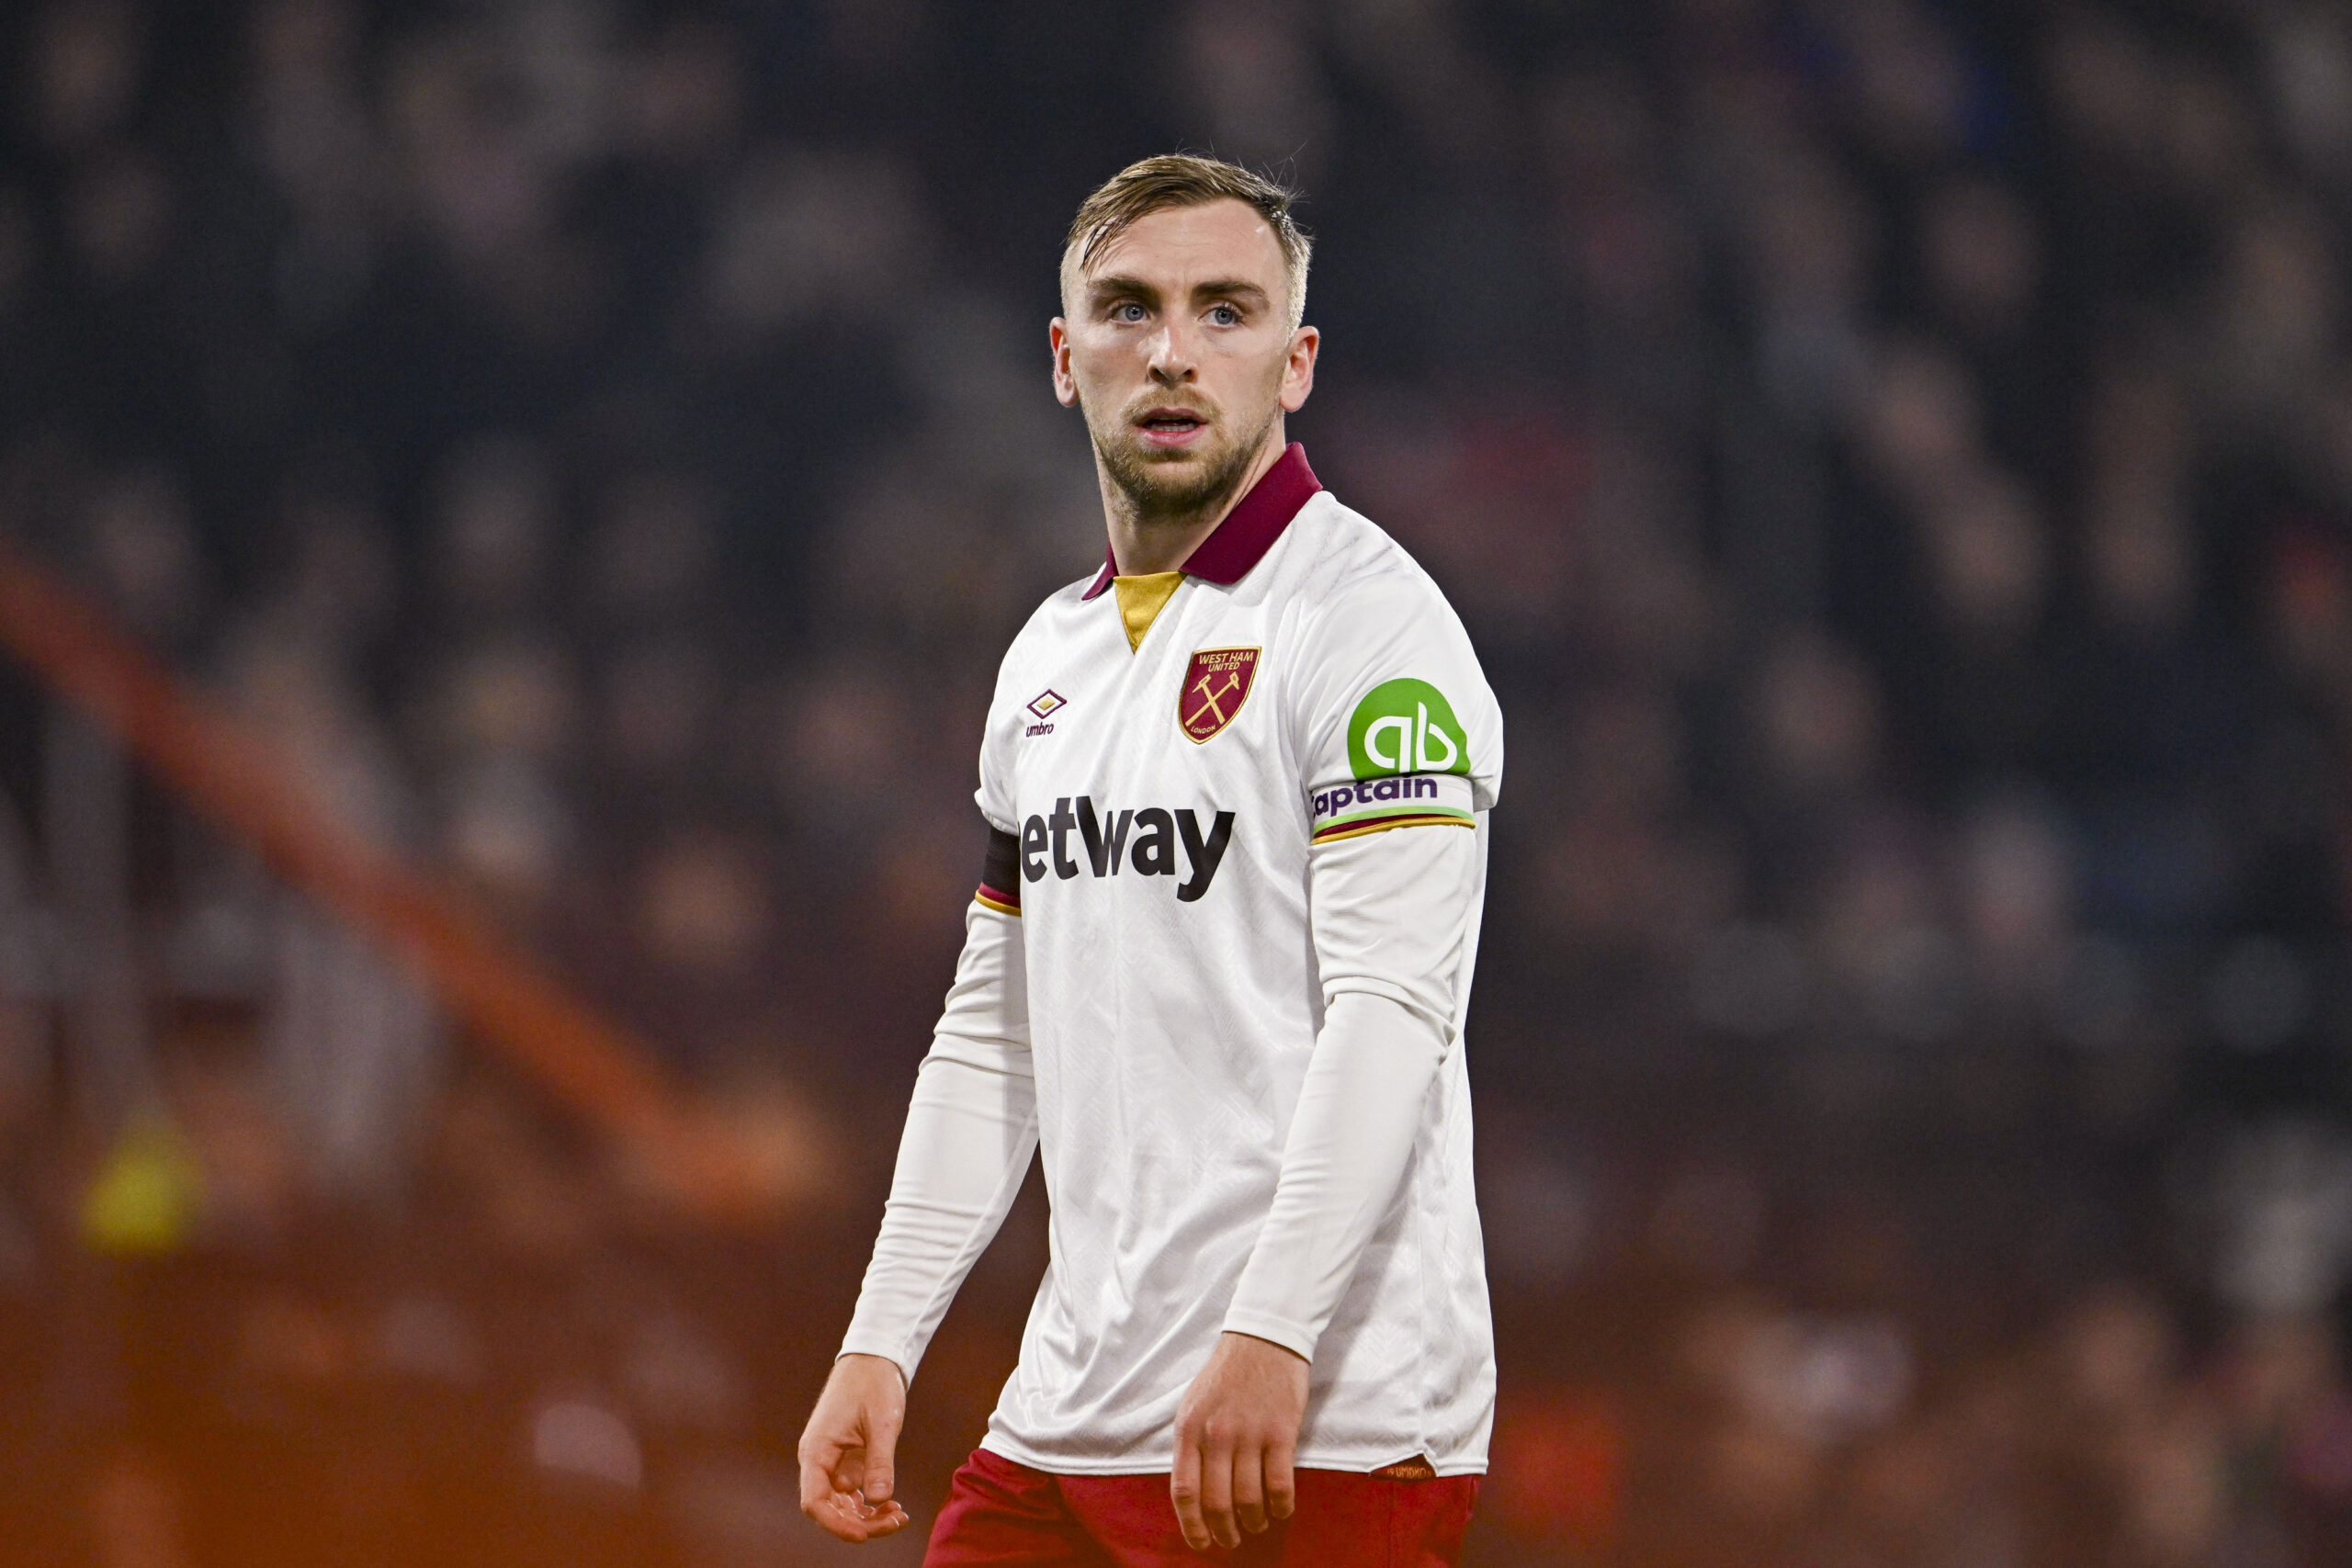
[1189,669,1242,727]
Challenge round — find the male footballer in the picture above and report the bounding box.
[798,155,1503,1564]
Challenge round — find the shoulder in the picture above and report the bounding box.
[1279,491,1504,802]
[1021,569,1106,637]
[976,569,1101,829]
[980,570,1097,737]
[992,570,1102,686]
[1283,493,1484,675]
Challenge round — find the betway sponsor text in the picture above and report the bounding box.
[1020,796,1236,903]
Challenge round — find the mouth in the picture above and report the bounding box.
[1134,407,1211,450]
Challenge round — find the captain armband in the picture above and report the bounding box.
[1307,772,1476,844]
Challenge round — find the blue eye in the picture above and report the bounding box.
[1209,305,1239,326]
[1114,302,1147,322]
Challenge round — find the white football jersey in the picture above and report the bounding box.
[968,445,1504,1475]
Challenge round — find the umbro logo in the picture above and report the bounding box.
[1025,689,1066,738]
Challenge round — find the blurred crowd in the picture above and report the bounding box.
[3,0,2352,1563]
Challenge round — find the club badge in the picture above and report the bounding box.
[1178,647,1260,743]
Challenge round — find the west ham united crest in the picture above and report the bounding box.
[1179,647,1260,743]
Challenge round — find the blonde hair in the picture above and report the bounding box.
[1062,154,1313,331]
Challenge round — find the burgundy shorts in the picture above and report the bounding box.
[922,1446,1478,1567]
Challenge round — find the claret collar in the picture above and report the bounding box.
[1080,443,1322,601]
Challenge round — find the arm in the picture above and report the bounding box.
[1170,820,1481,1550]
[838,897,1039,1380]
[800,878,1037,1542]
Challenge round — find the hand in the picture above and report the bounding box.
[797,1352,914,1542]
[1170,1331,1310,1551]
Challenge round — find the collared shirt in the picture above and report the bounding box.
[941,446,1504,1472]
[1075,440,1329,601]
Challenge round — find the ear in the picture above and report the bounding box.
[1049,318,1079,408]
[1278,326,1319,414]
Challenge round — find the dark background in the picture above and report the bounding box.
[3,1,2352,1563]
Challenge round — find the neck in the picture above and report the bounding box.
[1101,422,1287,576]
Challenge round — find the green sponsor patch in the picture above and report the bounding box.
[1348,678,1470,780]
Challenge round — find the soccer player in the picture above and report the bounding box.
[798,154,1503,1564]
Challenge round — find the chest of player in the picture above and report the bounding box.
[1004,583,1303,908]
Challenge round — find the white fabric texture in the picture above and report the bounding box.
[849,488,1502,1475]
[841,822,1482,1382]
[840,901,1035,1383]
[1222,823,1480,1360]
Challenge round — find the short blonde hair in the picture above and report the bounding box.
[1062,154,1313,331]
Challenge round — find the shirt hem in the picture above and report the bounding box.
[977,1433,1487,1479]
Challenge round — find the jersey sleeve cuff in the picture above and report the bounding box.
[1218,1309,1319,1363]
[836,1334,918,1388]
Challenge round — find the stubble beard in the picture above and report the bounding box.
[1089,397,1282,534]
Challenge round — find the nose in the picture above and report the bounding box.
[1146,318,1199,386]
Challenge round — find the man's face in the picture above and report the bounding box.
[1052,199,1317,523]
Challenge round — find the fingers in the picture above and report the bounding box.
[861,1452,897,1507]
[797,1359,912,1543]
[1199,1424,1239,1550]
[861,1406,903,1506]
[1170,1427,1211,1551]
[807,1488,912,1543]
[798,1430,845,1519]
[800,1446,911,1543]
[799,1448,866,1541]
[850,1495,911,1540]
[1170,1334,1312,1551]
[1264,1431,1296,1523]
[1232,1435,1268,1537]
[832,1451,911,1534]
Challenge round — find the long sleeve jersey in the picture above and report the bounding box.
[842,446,1503,1475]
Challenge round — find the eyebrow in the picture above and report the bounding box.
[1085,276,1274,309]
[1087,274,1158,304]
[1192,279,1272,308]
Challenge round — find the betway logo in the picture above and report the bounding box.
[1020,796,1235,903]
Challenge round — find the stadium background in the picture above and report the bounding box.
[3,0,2352,1562]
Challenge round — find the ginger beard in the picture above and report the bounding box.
[1080,371,1285,529]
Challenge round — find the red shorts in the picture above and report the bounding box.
[922,1446,1478,1567]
